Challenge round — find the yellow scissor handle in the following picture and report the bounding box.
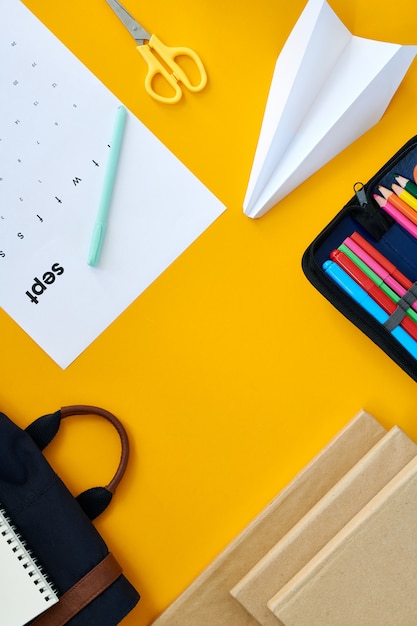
[137,34,207,104]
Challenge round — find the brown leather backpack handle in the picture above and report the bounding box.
[60,405,129,495]
[26,405,130,519]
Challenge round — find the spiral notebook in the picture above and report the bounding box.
[0,505,58,626]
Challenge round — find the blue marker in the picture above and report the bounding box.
[323,259,417,359]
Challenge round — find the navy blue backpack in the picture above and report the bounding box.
[0,405,140,625]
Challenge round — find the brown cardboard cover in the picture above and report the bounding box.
[231,426,416,626]
[151,411,385,625]
[269,454,417,625]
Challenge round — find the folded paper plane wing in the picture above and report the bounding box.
[243,0,417,218]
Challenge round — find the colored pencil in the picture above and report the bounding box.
[378,186,417,226]
[395,175,417,200]
[374,193,417,239]
[392,183,417,212]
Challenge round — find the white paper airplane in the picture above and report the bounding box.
[243,0,417,218]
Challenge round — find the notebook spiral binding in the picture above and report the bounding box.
[0,503,58,603]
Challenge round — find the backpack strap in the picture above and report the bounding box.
[30,552,123,626]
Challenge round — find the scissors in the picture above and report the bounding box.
[105,0,207,104]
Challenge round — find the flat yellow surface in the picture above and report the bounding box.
[6,0,417,623]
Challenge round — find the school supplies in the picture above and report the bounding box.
[337,241,417,321]
[88,105,127,266]
[373,193,417,239]
[322,259,417,358]
[151,410,386,625]
[269,453,417,626]
[350,231,411,289]
[330,249,417,339]
[395,174,417,200]
[0,405,140,625]
[243,0,417,218]
[0,0,225,368]
[232,423,417,626]
[0,505,58,626]
[105,0,207,104]
[392,182,417,211]
[378,186,417,226]
[303,135,417,381]
[152,410,417,626]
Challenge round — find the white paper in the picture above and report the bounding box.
[243,0,417,218]
[0,1,226,368]
[0,506,58,625]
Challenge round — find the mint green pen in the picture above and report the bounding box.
[88,105,127,266]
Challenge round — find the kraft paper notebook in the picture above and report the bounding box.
[151,410,386,625]
[230,426,417,626]
[0,504,58,626]
[268,453,417,626]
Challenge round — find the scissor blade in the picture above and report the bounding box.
[105,0,151,44]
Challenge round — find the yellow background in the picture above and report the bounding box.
[6,0,417,623]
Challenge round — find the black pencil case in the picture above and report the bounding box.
[302,135,417,382]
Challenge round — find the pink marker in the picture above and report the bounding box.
[343,236,417,313]
[374,193,417,240]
